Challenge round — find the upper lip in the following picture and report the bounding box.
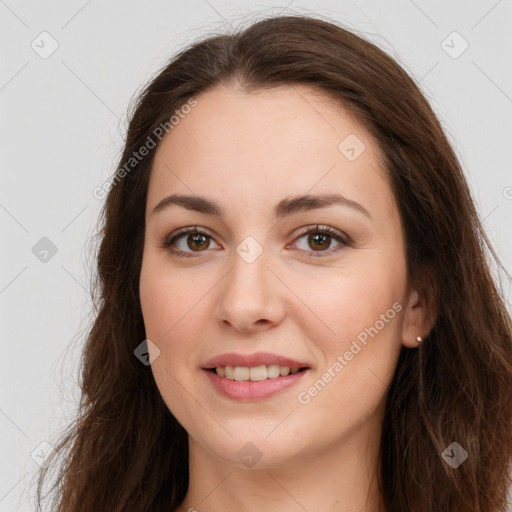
[202,352,310,370]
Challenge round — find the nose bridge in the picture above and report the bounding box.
[214,235,284,329]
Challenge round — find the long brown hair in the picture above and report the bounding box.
[35,13,512,512]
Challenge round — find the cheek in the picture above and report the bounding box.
[139,255,224,388]
[286,255,405,351]
[139,258,211,424]
[139,254,211,343]
[290,260,404,411]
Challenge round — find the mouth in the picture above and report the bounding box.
[203,365,311,401]
[206,364,310,381]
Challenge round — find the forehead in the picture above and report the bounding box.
[147,83,393,220]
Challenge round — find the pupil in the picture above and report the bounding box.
[188,234,208,251]
[310,233,329,250]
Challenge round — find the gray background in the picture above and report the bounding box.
[1,0,511,510]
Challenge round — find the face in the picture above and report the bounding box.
[139,83,418,468]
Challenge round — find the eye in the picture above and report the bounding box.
[160,226,220,258]
[290,224,351,258]
[160,224,351,258]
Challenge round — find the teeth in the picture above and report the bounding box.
[214,365,302,381]
[249,365,267,381]
[234,366,249,381]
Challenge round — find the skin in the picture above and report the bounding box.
[139,83,433,512]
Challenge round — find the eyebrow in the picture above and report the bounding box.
[150,192,371,220]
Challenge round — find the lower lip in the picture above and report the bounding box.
[203,368,310,401]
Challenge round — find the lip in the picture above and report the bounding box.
[201,351,311,371]
[203,367,310,401]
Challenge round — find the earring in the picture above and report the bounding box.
[416,336,423,344]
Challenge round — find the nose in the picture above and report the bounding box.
[214,247,286,333]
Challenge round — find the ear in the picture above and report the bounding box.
[401,287,437,348]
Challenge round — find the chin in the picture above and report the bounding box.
[197,427,309,470]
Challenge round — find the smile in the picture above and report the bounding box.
[212,364,304,381]
[203,366,310,400]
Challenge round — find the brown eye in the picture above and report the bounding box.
[186,233,210,251]
[307,232,332,251]
[292,225,351,258]
[162,227,221,258]
[162,225,350,259]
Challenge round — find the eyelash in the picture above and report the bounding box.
[159,225,351,259]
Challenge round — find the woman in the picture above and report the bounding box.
[36,13,512,512]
